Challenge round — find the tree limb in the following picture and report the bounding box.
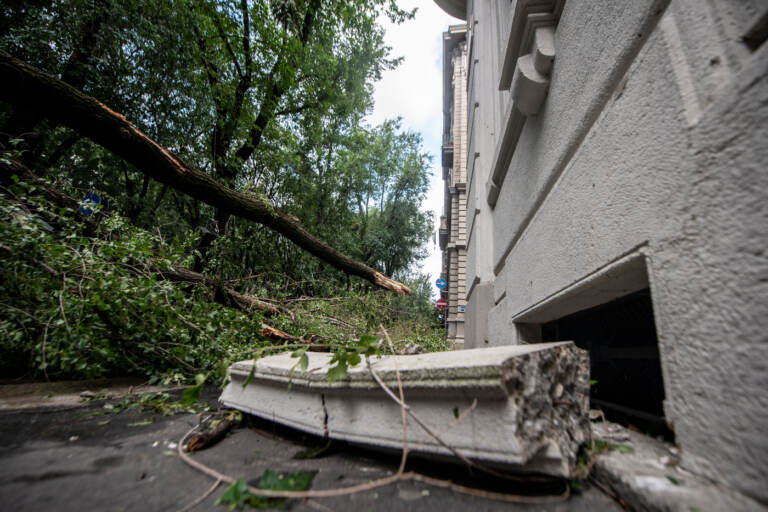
[0,51,410,295]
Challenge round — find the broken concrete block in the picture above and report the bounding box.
[220,341,590,478]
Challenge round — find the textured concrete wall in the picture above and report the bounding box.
[452,0,768,503]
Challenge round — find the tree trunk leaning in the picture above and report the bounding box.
[0,51,411,295]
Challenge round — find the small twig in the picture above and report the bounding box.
[177,423,401,498]
[588,475,625,508]
[380,324,408,475]
[174,477,221,512]
[446,398,478,431]
[175,424,567,503]
[40,316,54,382]
[411,473,569,503]
[69,247,87,297]
[58,276,70,332]
[153,345,199,373]
[366,358,551,483]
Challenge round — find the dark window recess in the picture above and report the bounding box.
[541,289,674,441]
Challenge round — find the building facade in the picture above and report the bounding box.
[439,24,468,349]
[436,0,768,504]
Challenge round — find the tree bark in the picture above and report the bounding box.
[159,265,294,320]
[0,51,410,295]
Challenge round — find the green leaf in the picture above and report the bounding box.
[610,443,634,454]
[258,469,316,492]
[293,440,333,460]
[127,419,154,427]
[180,384,202,405]
[359,335,377,348]
[346,352,361,367]
[667,475,682,486]
[215,478,250,510]
[242,364,256,389]
[327,361,348,381]
[291,348,309,371]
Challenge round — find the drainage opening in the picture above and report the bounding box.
[541,289,674,441]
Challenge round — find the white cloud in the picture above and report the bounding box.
[366,1,461,289]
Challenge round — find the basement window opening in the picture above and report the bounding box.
[540,289,674,442]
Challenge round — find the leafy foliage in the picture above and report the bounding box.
[0,180,268,382]
[0,177,444,383]
[215,470,316,510]
[88,391,212,418]
[0,0,446,384]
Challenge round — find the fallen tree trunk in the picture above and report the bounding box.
[0,50,410,295]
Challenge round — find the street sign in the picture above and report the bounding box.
[435,278,447,289]
[78,193,102,216]
[459,305,465,313]
[436,298,447,310]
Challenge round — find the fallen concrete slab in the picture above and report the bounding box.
[220,342,590,478]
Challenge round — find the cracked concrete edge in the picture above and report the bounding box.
[220,342,590,478]
[227,342,574,391]
[591,422,767,512]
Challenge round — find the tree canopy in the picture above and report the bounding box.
[0,0,443,382]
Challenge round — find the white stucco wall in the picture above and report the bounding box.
[456,0,768,503]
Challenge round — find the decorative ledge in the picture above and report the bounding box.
[499,0,564,91]
[487,18,559,208]
[220,342,590,478]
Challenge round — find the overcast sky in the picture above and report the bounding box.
[366,0,462,291]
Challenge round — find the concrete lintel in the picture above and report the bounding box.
[220,343,591,478]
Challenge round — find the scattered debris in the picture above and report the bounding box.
[591,421,765,511]
[127,419,154,427]
[185,412,241,453]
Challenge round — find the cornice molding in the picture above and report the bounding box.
[499,0,564,91]
[487,2,563,208]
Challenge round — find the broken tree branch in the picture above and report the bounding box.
[185,417,238,453]
[0,158,295,320]
[159,265,292,319]
[0,50,410,295]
